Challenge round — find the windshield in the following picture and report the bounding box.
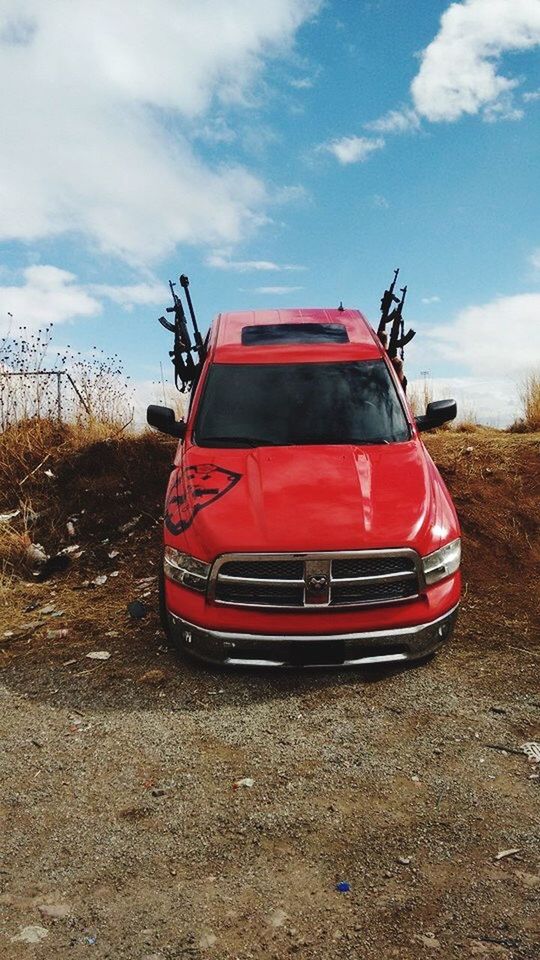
[194,360,410,447]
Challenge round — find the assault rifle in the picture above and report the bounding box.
[377,268,400,336]
[157,274,207,392]
[377,269,416,360]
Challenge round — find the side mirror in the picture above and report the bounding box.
[415,398,457,432]
[146,404,186,439]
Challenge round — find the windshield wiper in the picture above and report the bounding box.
[350,437,391,445]
[197,435,278,447]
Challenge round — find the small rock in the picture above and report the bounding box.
[108,550,120,559]
[199,933,217,949]
[269,909,287,928]
[398,856,412,865]
[27,543,47,565]
[128,600,148,619]
[86,651,111,661]
[38,903,71,919]
[415,933,440,949]
[233,777,254,789]
[11,925,49,943]
[66,521,76,537]
[93,574,107,586]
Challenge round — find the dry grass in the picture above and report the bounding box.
[407,378,434,417]
[511,370,540,432]
[0,417,173,581]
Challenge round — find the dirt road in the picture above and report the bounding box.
[1,577,539,959]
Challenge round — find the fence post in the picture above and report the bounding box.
[56,371,62,422]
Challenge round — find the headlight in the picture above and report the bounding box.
[164,546,210,593]
[422,538,461,585]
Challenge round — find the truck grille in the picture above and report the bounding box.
[211,551,421,609]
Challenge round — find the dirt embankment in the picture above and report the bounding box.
[0,424,539,960]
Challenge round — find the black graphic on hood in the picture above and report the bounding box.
[165,464,242,536]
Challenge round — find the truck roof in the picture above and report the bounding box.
[211,308,382,364]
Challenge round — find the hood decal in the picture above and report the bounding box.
[165,463,242,536]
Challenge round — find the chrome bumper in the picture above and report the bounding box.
[166,604,459,668]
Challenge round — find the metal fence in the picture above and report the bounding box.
[0,369,90,430]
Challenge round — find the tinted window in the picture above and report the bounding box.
[195,360,410,447]
[241,323,349,345]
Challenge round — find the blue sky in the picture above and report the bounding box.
[1,0,539,423]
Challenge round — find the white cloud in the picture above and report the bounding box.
[421,296,441,305]
[0,266,101,335]
[206,253,305,272]
[365,107,420,134]
[529,248,540,271]
[411,0,540,123]
[0,0,320,262]
[290,76,314,89]
[89,283,166,308]
[426,291,540,378]
[409,376,520,425]
[253,285,303,294]
[323,135,385,165]
[523,88,540,101]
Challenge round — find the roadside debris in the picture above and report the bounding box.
[86,651,111,660]
[108,549,120,559]
[233,777,254,789]
[46,628,69,640]
[128,600,148,619]
[10,925,49,944]
[336,881,350,893]
[495,848,520,861]
[34,552,71,581]
[26,542,47,565]
[522,742,540,763]
[93,574,107,586]
[66,520,76,537]
[119,515,142,534]
[484,742,524,756]
[0,508,20,523]
[44,468,56,478]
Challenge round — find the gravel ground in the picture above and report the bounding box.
[0,577,539,960]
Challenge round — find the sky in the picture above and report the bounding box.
[0,0,539,425]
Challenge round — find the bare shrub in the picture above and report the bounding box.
[407,378,434,417]
[514,370,540,432]
[0,325,134,431]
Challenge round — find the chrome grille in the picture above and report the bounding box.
[211,550,421,609]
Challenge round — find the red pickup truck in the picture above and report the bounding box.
[147,307,461,667]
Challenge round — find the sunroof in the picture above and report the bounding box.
[241,323,349,345]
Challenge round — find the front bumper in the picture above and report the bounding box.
[166,603,459,668]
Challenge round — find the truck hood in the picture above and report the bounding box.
[166,441,457,561]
